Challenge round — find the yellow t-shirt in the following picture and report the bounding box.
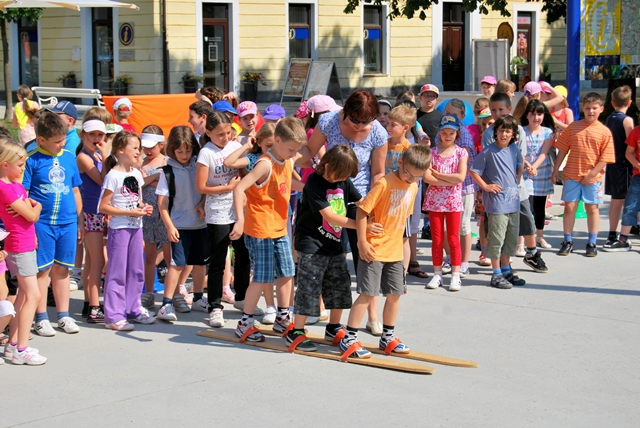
[358,171,417,262]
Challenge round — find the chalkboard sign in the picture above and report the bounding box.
[281,58,312,102]
[303,61,343,103]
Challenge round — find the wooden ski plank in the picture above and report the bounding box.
[255,325,478,368]
[197,329,434,374]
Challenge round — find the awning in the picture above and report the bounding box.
[0,0,139,12]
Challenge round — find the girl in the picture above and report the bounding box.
[521,99,556,253]
[139,126,174,308]
[11,85,39,146]
[467,97,490,154]
[548,85,574,132]
[236,101,259,143]
[196,112,253,327]
[376,99,392,128]
[495,79,516,99]
[423,115,468,292]
[156,126,210,322]
[513,81,565,123]
[99,132,155,331]
[0,137,46,364]
[76,118,109,323]
[224,123,275,175]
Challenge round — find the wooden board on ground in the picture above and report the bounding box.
[255,325,478,369]
[197,329,434,375]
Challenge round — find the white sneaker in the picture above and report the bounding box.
[58,317,80,334]
[233,300,264,316]
[139,306,155,318]
[12,347,47,365]
[69,273,82,291]
[209,308,225,327]
[441,260,452,275]
[34,320,56,337]
[4,343,39,358]
[192,297,209,312]
[426,274,442,289]
[449,275,462,292]
[130,312,156,324]
[156,304,178,322]
[172,294,191,313]
[305,316,320,325]
[262,306,276,324]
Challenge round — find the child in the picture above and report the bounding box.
[230,117,307,342]
[263,104,286,124]
[156,126,209,322]
[236,101,259,143]
[611,124,640,251]
[549,85,574,132]
[113,98,137,134]
[46,100,81,155]
[377,99,392,128]
[416,84,443,145]
[224,123,276,176]
[495,79,516,100]
[603,86,635,249]
[338,144,431,358]
[12,85,39,146]
[513,81,565,123]
[480,76,497,98]
[196,112,252,327]
[385,105,413,174]
[213,100,242,139]
[0,137,46,365]
[470,115,525,289]
[424,115,468,291]
[467,99,491,154]
[188,101,214,142]
[25,112,83,336]
[552,93,615,256]
[99,131,156,330]
[288,145,361,351]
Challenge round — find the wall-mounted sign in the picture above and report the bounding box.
[497,22,514,47]
[119,23,134,47]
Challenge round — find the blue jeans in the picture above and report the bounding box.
[621,175,640,227]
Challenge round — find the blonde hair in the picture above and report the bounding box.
[274,117,307,145]
[388,104,416,128]
[251,122,276,154]
[402,144,432,170]
[82,107,112,124]
[0,136,27,166]
[473,97,490,116]
[495,79,516,94]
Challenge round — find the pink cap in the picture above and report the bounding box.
[523,81,542,96]
[306,95,341,117]
[538,82,552,93]
[481,76,497,85]
[295,100,309,119]
[236,101,258,118]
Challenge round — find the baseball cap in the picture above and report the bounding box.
[105,124,123,134]
[236,101,258,118]
[554,85,568,98]
[113,98,133,111]
[295,100,309,119]
[439,114,460,131]
[82,119,107,133]
[477,107,492,119]
[140,133,165,148]
[523,81,542,97]
[263,104,287,121]
[538,82,552,93]
[306,95,341,117]
[481,76,497,85]
[46,100,78,120]
[213,100,237,115]
[419,84,439,96]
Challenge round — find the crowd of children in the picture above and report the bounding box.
[0,76,637,365]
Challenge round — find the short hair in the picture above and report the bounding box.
[0,136,27,166]
[445,98,466,118]
[402,144,432,170]
[489,92,511,108]
[583,92,603,106]
[388,104,416,128]
[342,89,380,123]
[315,144,359,179]
[189,100,214,117]
[36,111,68,139]
[274,117,307,145]
[166,125,200,160]
[495,79,516,94]
[493,115,519,144]
[82,107,112,124]
[611,85,632,108]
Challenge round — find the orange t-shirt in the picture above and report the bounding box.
[385,138,411,174]
[554,120,614,183]
[358,171,417,262]
[244,153,292,239]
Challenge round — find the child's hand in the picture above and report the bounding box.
[229,221,243,241]
[366,220,384,236]
[418,133,430,145]
[528,165,538,176]
[131,207,148,217]
[484,183,502,194]
[228,176,241,190]
[358,240,376,263]
[167,226,180,243]
[5,204,17,217]
[0,250,8,263]
[551,171,559,185]
[143,204,154,216]
[195,204,205,220]
[580,173,595,185]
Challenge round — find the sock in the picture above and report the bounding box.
[452,272,460,278]
[500,265,511,275]
[193,292,203,302]
[620,234,628,243]
[382,324,395,341]
[277,307,289,320]
[10,341,17,346]
[17,346,27,352]
[82,301,89,312]
[608,231,617,240]
[326,323,342,332]
[461,262,469,271]
[161,297,172,307]
[528,247,537,256]
[177,283,185,291]
[433,269,442,276]
[492,267,501,276]
[241,312,254,323]
[588,233,597,245]
[35,312,48,323]
[344,326,358,343]
[564,233,572,242]
[288,306,294,314]
[481,246,485,252]
[57,311,69,320]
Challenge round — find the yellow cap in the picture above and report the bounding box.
[554,85,568,98]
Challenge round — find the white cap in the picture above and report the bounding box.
[113,97,133,111]
[140,133,165,148]
[82,120,107,133]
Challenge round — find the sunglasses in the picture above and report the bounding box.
[348,116,375,126]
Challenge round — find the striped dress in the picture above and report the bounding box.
[523,126,554,196]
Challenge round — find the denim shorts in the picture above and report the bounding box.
[561,179,604,205]
[244,234,295,283]
[621,175,640,227]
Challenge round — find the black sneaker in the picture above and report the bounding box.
[630,225,640,235]
[324,324,345,342]
[523,252,548,273]
[602,239,631,252]
[286,330,317,352]
[87,306,105,324]
[475,239,481,251]
[490,274,512,289]
[585,243,598,257]
[504,271,526,286]
[421,225,432,240]
[557,240,573,256]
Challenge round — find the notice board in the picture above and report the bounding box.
[281,58,312,102]
[303,61,343,102]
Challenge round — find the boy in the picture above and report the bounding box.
[339,145,432,358]
[188,100,214,142]
[385,104,414,174]
[46,100,80,155]
[603,86,635,250]
[552,92,615,256]
[470,115,525,290]
[24,112,84,336]
[230,117,307,342]
[112,98,137,134]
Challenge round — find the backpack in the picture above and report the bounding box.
[160,164,176,214]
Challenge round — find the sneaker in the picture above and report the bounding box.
[504,271,526,286]
[139,306,155,318]
[129,312,156,324]
[172,294,191,313]
[178,284,193,305]
[523,252,549,273]
[286,330,317,352]
[325,324,345,341]
[441,260,452,275]
[558,240,573,256]
[515,244,527,257]
[365,321,383,336]
[421,225,432,240]
[475,239,481,251]
[318,310,329,321]
[536,239,552,249]
[459,265,470,278]
[339,338,371,358]
[262,306,277,324]
[105,319,135,331]
[449,275,461,292]
[12,347,47,366]
[209,308,225,328]
[235,320,265,342]
[140,292,156,309]
[58,317,80,334]
[4,343,39,358]
[602,239,631,252]
[545,213,559,221]
[69,273,82,291]
[184,282,194,293]
[34,320,56,337]
[87,306,105,323]
[233,301,264,316]
[191,297,210,312]
[490,274,512,289]
[379,337,410,354]
[221,287,236,304]
[585,243,598,257]
[630,225,640,235]
[305,316,320,325]
[478,253,492,266]
[273,314,291,334]
[157,303,178,322]
[426,275,442,289]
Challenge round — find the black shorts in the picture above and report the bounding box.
[605,163,633,199]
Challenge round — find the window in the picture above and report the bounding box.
[17,18,39,87]
[363,5,383,74]
[289,4,311,59]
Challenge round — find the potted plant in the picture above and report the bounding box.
[180,73,205,93]
[241,71,267,102]
[113,74,132,95]
[57,71,77,88]
[510,56,528,90]
[539,61,551,82]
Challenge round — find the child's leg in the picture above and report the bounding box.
[346,294,373,330]
[460,193,475,268]
[562,201,578,235]
[124,229,145,320]
[263,284,275,307]
[585,203,600,235]
[561,179,581,238]
[381,294,400,327]
[430,212,445,270]
[292,252,327,330]
[35,267,51,317]
[445,211,462,272]
[104,229,129,324]
[275,276,293,311]
[51,264,70,314]
[85,232,105,307]
[366,296,380,324]
[608,198,625,235]
[163,265,182,300]
[82,245,91,306]
[15,274,40,349]
[206,224,233,311]
[143,241,158,296]
[531,195,547,239]
[230,233,251,304]
[378,262,409,352]
[178,265,193,291]
[402,237,410,273]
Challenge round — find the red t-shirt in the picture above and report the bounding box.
[625,126,640,177]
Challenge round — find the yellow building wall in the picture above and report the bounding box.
[165,0,198,93]
[39,9,82,86]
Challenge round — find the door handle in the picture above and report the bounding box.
[220,60,228,76]
[449,56,453,64]
[96,61,102,76]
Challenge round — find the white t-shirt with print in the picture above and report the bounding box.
[100,168,145,229]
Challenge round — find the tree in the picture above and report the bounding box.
[344,0,566,24]
[1,8,43,120]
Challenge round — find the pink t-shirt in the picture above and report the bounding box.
[423,145,467,213]
[0,180,37,253]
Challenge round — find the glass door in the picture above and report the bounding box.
[202,4,229,91]
[93,8,114,93]
[17,18,39,87]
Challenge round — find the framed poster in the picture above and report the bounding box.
[281,58,312,100]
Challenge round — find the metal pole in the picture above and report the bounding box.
[566,0,581,116]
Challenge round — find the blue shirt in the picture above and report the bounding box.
[471,143,523,215]
[23,147,82,225]
[65,128,81,155]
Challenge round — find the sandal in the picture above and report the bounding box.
[537,239,552,249]
[0,333,8,346]
[407,261,429,278]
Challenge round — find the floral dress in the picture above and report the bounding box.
[423,145,467,212]
[523,126,554,196]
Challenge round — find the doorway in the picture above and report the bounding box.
[442,2,465,91]
[92,8,114,94]
[17,18,39,87]
[516,12,533,89]
[202,4,229,91]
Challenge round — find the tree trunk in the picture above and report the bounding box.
[1,18,12,121]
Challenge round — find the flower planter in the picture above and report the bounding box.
[183,82,198,93]
[113,81,129,96]
[243,82,258,102]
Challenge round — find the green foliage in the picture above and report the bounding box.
[527,0,566,24]
[0,8,43,24]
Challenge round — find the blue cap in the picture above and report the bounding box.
[46,100,78,120]
[263,104,286,121]
[439,114,460,131]
[213,100,237,115]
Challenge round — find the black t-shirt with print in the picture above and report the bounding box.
[417,109,444,148]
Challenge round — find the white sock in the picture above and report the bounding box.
[461,262,469,271]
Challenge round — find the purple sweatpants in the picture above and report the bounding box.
[104,228,144,324]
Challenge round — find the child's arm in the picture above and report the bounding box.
[551,149,568,185]
[228,160,271,241]
[73,187,84,244]
[370,144,388,185]
[626,145,640,170]
[581,160,608,185]
[195,164,241,195]
[319,207,356,229]
[76,152,104,186]
[99,190,149,218]
[223,140,253,169]
[156,195,179,243]
[540,83,565,110]
[429,158,468,185]
[528,136,554,176]
[623,116,634,139]
[8,196,42,223]
[291,177,304,192]
[469,170,502,194]
[422,169,452,187]
[356,207,376,262]
[11,108,18,129]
